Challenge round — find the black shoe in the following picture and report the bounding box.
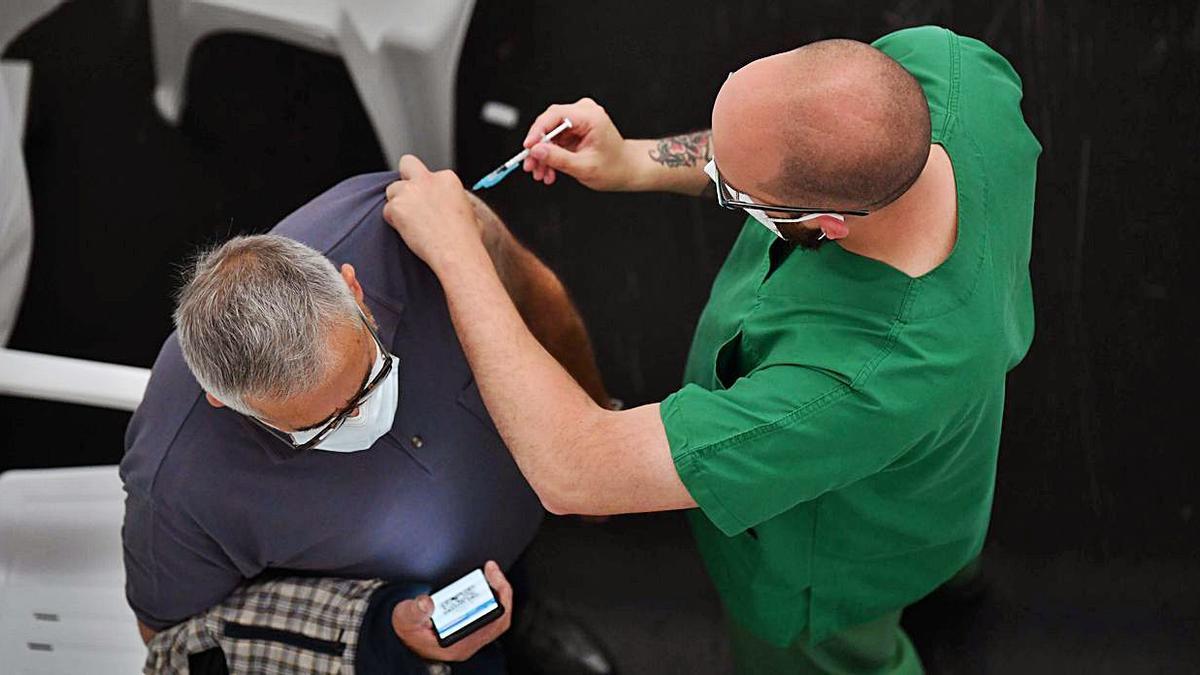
[504,598,617,675]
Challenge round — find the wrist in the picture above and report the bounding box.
[622,139,710,196]
[428,232,491,281]
[621,140,658,192]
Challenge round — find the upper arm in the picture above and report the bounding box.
[550,403,697,516]
[123,490,246,630]
[659,364,923,536]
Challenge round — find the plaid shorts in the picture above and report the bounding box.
[144,576,385,675]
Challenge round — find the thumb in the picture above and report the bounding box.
[398,155,431,181]
[529,142,584,175]
[482,560,505,588]
[391,595,434,630]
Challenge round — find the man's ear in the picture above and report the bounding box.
[204,392,225,408]
[340,264,365,304]
[814,215,850,240]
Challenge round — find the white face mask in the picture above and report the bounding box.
[288,345,401,453]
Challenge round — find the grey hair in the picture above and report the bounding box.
[173,234,361,415]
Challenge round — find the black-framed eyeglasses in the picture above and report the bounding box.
[705,160,870,221]
[247,313,393,451]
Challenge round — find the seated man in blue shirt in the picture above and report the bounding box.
[121,172,613,673]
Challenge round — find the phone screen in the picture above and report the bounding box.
[429,568,502,645]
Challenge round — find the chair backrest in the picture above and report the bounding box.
[0,0,66,53]
[0,348,150,411]
[340,0,474,51]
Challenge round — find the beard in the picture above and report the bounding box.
[777,221,829,250]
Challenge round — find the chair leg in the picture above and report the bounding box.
[413,55,457,171]
[338,1,474,170]
[377,33,470,170]
[148,0,193,125]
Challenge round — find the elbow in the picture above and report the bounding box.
[540,495,571,516]
[536,479,610,517]
[529,407,612,516]
[531,469,594,516]
[534,480,578,516]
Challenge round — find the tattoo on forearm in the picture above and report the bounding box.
[649,131,713,168]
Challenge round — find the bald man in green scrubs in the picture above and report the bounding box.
[381,25,1040,674]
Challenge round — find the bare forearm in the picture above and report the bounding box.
[433,242,692,515]
[383,160,694,515]
[625,131,713,196]
[437,242,604,510]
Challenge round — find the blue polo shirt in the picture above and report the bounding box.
[120,172,545,630]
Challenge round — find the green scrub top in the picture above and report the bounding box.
[660,26,1041,646]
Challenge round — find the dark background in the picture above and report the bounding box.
[2,1,1198,673]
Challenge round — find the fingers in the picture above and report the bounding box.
[522,97,604,148]
[391,595,434,630]
[524,159,557,185]
[529,142,584,175]
[392,563,514,663]
[523,103,574,148]
[386,164,463,201]
[483,560,513,611]
[437,168,465,191]
[438,562,513,661]
[398,154,430,181]
[521,98,610,184]
[382,198,401,228]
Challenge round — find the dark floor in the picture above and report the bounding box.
[3,1,1199,673]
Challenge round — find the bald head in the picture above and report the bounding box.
[712,39,930,211]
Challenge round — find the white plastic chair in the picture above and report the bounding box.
[0,0,61,347]
[0,61,33,347]
[150,0,476,169]
[0,0,66,52]
[0,348,152,411]
[0,349,151,673]
[0,467,147,674]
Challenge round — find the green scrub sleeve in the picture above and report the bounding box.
[661,362,926,537]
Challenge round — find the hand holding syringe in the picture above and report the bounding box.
[471,118,573,191]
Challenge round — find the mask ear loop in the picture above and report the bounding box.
[746,208,786,239]
[765,212,846,241]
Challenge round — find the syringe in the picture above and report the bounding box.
[471,118,573,191]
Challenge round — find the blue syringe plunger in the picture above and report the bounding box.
[471,163,521,191]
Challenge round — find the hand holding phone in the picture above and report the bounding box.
[391,561,514,662]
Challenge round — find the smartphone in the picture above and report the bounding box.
[429,568,505,648]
